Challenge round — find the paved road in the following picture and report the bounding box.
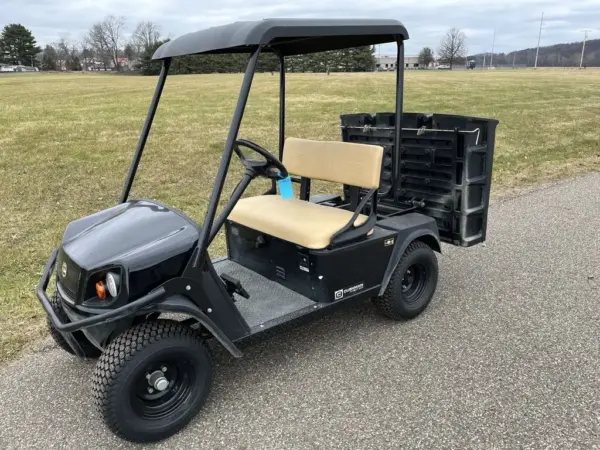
[1,174,599,450]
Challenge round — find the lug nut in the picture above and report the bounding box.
[161,366,167,372]
[147,387,154,394]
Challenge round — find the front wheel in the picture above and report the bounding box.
[92,320,213,443]
[374,240,439,320]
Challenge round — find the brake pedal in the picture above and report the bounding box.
[220,274,250,300]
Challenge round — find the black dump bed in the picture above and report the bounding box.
[340,112,499,247]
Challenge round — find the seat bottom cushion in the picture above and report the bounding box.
[228,195,368,249]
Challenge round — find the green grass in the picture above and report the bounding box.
[1,69,599,361]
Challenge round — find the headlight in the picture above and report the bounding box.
[106,272,121,297]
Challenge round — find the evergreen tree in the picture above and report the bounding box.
[0,24,41,66]
[139,39,168,75]
[418,47,434,67]
[348,46,375,71]
[256,52,279,73]
[123,44,135,60]
[41,44,58,71]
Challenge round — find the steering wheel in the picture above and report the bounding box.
[233,139,289,180]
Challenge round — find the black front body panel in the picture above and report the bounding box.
[56,200,199,307]
[226,221,396,303]
[52,199,251,349]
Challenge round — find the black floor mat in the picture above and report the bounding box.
[213,259,314,328]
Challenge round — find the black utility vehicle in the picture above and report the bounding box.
[37,18,499,443]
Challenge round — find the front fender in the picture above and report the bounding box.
[143,295,243,358]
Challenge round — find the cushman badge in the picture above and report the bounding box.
[61,262,68,278]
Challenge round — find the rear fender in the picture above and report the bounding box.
[377,216,441,296]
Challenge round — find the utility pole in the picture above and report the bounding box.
[512,52,516,68]
[580,30,591,68]
[483,52,486,68]
[534,12,544,68]
[490,29,496,67]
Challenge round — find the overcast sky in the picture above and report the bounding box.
[2,0,599,55]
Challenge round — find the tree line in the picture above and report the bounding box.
[139,41,376,75]
[469,39,600,67]
[1,18,376,75]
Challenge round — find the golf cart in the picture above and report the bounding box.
[37,19,499,443]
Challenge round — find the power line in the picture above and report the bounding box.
[534,12,544,69]
[580,29,591,68]
[490,29,496,67]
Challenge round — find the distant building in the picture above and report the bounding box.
[375,55,427,71]
[0,64,39,72]
[0,64,15,72]
[117,57,138,70]
[14,65,39,72]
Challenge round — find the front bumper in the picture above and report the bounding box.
[36,248,167,356]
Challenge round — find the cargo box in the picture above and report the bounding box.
[340,112,499,247]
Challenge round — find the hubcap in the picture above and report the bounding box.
[148,370,169,391]
[132,359,195,420]
[400,263,427,303]
[401,268,415,292]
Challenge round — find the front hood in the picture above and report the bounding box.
[62,200,200,271]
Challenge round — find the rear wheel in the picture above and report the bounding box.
[374,240,438,320]
[47,292,101,358]
[92,320,213,443]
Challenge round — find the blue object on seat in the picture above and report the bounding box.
[277,176,294,200]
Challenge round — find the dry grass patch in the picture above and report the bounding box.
[1,69,599,361]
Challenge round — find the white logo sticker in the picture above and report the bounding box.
[334,282,364,300]
[384,238,395,247]
[61,262,68,278]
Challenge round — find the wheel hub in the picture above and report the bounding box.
[400,263,427,303]
[148,370,169,391]
[401,268,415,292]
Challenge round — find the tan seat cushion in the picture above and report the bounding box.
[282,138,384,189]
[229,195,367,249]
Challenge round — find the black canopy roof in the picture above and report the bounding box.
[152,18,409,59]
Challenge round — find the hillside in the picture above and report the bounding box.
[469,38,600,67]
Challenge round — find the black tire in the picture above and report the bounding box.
[374,240,438,320]
[47,292,101,358]
[92,320,213,443]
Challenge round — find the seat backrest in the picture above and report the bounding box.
[282,137,383,189]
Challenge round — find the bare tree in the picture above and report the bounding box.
[102,15,126,70]
[131,21,161,55]
[79,38,94,71]
[54,38,81,70]
[87,15,125,71]
[87,23,110,70]
[438,28,467,69]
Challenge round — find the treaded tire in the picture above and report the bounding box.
[374,240,438,320]
[92,320,213,443]
[47,292,101,358]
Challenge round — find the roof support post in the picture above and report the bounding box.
[193,47,262,267]
[278,53,286,159]
[393,39,404,191]
[120,58,171,203]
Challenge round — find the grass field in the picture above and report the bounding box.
[1,69,599,361]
